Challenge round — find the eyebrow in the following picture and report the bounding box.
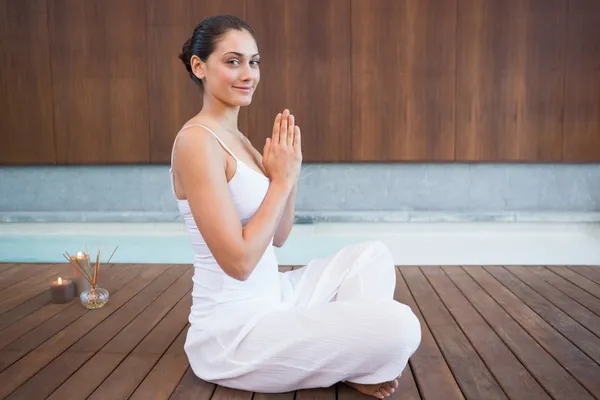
[223,51,260,57]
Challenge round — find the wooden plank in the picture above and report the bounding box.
[528,267,600,317]
[19,267,190,400]
[0,265,142,370]
[169,367,216,400]
[0,264,21,273]
[146,0,197,164]
[49,0,150,164]
[464,266,600,397]
[146,0,248,163]
[0,264,132,350]
[351,0,455,162]
[296,386,335,400]
[338,361,421,400]
[0,264,115,331]
[562,0,600,161]
[401,267,507,399]
[394,268,464,400]
[254,391,295,400]
[7,273,189,400]
[507,266,600,339]
[45,281,193,400]
[246,0,351,162]
[85,290,192,400]
[338,376,421,400]
[445,266,593,400]
[0,0,56,164]
[395,366,421,400]
[486,266,600,365]
[0,263,64,301]
[212,386,253,400]
[549,267,600,299]
[421,266,550,400]
[567,266,600,286]
[579,266,600,283]
[456,0,566,161]
[129,326,190,399]
[0,265,178,399]
[337,382,371,400]
[0,264,68,315]
[0,264,44,291]
[0,292,52,332]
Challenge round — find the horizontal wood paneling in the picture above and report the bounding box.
[146,0,247,163]
[456,0,566,162]
[562,0,600,162]
[351,0,457,161]
[1,0,599,164]
[0,0,56,164]
[49,0,150,164]
[245,0,352,162]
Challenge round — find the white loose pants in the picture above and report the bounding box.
[186,241,422,392]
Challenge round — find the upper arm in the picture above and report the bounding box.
[173,128,248,280]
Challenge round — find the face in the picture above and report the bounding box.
[191,29,260,107]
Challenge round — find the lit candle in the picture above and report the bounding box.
[72,252,91,295]
[50,277,74,303]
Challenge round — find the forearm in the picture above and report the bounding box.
[274,183,297,246]
[240,182,292,277]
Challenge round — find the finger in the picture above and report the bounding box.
[280,109,289,145]
[272,113,282,144]
[287,114,295,146]
[293,126,301,152]
[262,138,270,169]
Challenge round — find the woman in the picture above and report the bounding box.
[170,15,421,399]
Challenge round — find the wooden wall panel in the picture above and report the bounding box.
[49,0,150,164]
[562,0,600,162]
[147,0,247,163]
[246,0,352,162]
[2,0,599,165]
[0,0,56,164]
[351,0,456,161]
[455,0,566,162]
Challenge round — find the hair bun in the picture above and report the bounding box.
[179,15,255,89]
[179,37,193,67]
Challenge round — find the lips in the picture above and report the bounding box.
[233,86,253,91]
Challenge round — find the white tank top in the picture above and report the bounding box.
[170,124,282,332]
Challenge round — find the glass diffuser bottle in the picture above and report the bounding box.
[65,247,117,310]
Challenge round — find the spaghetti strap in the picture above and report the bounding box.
[170,123,242,199]
[178,124,239,160]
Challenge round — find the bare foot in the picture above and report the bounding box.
[345,379,399,399]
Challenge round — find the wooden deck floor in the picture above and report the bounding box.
[1,263,600,399]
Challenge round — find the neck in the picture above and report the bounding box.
[199,93,240,133]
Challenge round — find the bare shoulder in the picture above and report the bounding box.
[173,123,224,168]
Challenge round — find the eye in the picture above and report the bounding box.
[251,60,260,67]
[227,59,240,65]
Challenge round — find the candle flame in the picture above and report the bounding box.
[77,251,84,258]
[58,277,62,284]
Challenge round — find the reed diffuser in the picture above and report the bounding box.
[63,246,118,309]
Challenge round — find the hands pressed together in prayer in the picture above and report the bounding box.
[262,109,302,190]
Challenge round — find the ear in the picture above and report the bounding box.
[190,55,205,81]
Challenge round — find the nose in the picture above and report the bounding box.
[239,62,254,82]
